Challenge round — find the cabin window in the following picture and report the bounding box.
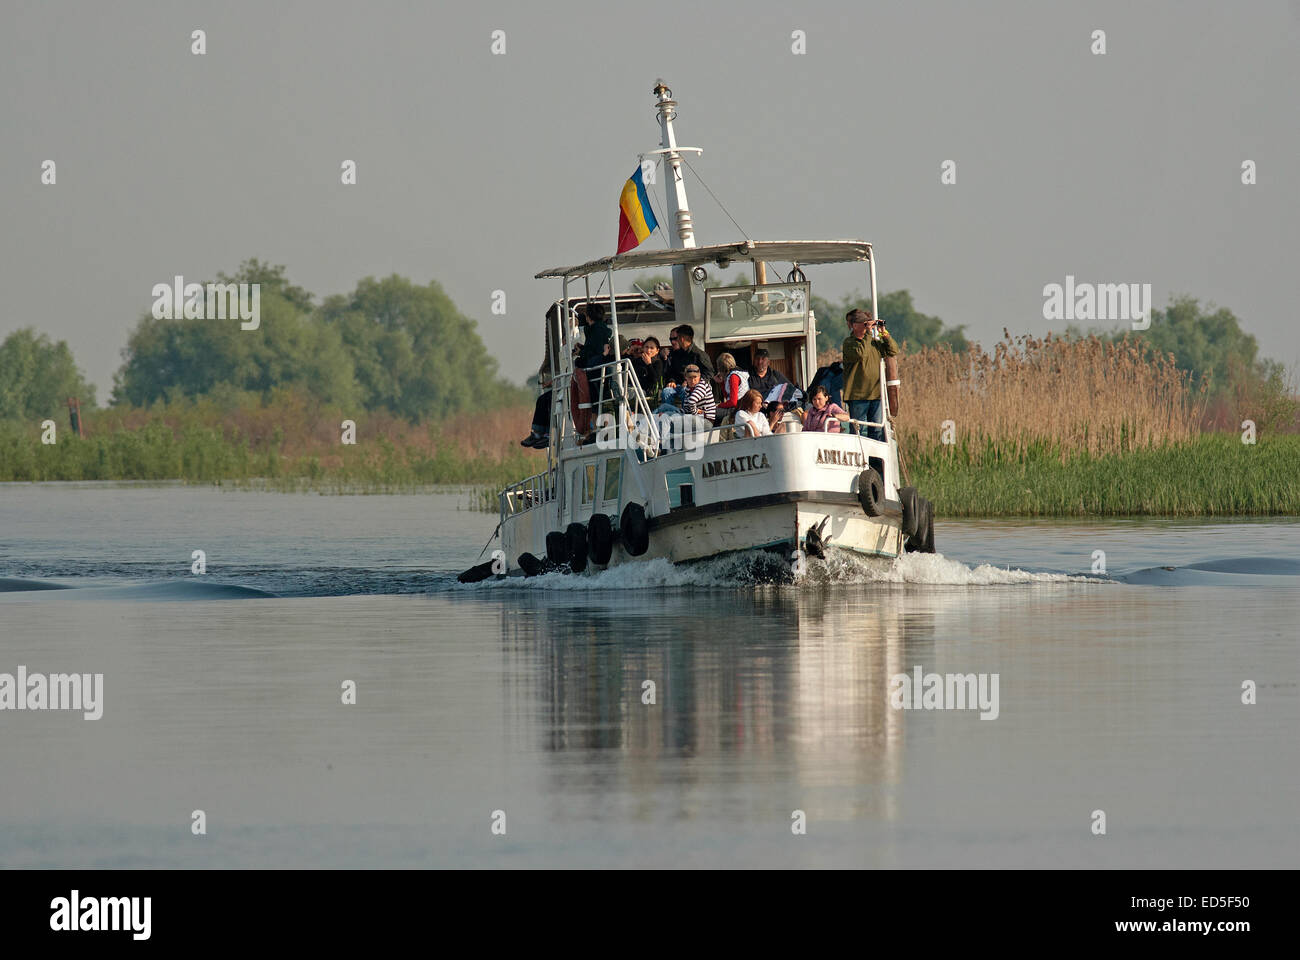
[666,467,694,509]
[603,457,622,504]
[705,282,810,342]
[582,463,597,504]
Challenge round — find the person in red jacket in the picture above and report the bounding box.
[713,352,749,423]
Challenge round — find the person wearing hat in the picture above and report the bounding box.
[841,308,897,441]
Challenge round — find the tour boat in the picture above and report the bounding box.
[462,81,934,582]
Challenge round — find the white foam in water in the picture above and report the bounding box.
[471,549,1105,590]
[839,551,1102,585]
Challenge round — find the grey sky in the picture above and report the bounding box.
[2,0,1298,396]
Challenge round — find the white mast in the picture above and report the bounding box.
[651,79,699,326]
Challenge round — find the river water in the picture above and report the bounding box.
[0,484,1295,868]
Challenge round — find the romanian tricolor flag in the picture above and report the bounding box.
[616,166,658,254]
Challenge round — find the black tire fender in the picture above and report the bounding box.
[619,502,650,557]
[587,513,615,565]
[566,522,589,573]
[545,530,568,565]
[905,498,930,553]
[899,485,919,539]
[857,467,884,517]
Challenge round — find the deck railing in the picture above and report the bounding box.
[556,357,661,458]
[498,470,556,522]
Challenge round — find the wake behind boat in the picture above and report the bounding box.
[461,81,936,583]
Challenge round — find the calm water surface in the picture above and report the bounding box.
[0,483,1296,867]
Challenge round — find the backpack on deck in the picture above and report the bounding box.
[809,361,844,407]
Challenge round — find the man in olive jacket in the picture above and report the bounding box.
[840,308,897,441]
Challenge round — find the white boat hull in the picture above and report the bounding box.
[499,429,909,574]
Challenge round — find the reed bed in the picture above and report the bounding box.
[893,333,1203,462]
[908,433,1300,516]
[0,396,538,490]
[2,340,1296,516]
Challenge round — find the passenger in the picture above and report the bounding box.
[576,302,612,373]
[521,316,564,449]
[841,308,897,442]
[681,363,716,434]
[798,384,850,433]
[713,352,750,421]
[749,348,787,398]
[520,361,553,448]
[659,327,685,407]
[734,389,774,438]
[632,336,665,398]
[665,323,714,384]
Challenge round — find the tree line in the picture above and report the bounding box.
[0,262,1290,425]
[1,260,530,424]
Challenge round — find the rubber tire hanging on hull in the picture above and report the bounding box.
[587,514,614,565]
[566,522,589,573]
[899,485,919,539]
[545,531,568,565]
[857,467,884,517]
[905,498,930,553]
[619,502,650,557]
[920,499,936,553]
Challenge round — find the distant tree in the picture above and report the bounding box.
[813,290,967,355]
[1067,296,1259,392]
[218,258,314,313]
[112,262,357,408]
[0,328,97,421]
[317,274,522,421]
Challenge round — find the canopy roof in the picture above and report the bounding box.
[534,240,872,280]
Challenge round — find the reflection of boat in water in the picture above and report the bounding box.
[500,589,920,824]
[467,80,937,582]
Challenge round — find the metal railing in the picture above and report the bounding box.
[557,357,661,457]
[499,470,556,521]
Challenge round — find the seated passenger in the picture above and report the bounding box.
[750,348,787,400]
[631,336,666,398]
[520,383,551,448]
[798,385,850,433]
[734,389,774,438]
[681,364,716,433]
[665,324,714,384]
[520,341,556,447]
[713,352,750,422]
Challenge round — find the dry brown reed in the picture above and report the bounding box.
[890,333,1204,460]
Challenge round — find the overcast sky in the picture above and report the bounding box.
[3,0,1298,395]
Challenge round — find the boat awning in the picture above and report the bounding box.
[534,240,872,280]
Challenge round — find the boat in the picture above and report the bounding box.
[461,80,935,582]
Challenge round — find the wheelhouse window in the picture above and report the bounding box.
[704,282,810,342]
[582,462,597,504]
